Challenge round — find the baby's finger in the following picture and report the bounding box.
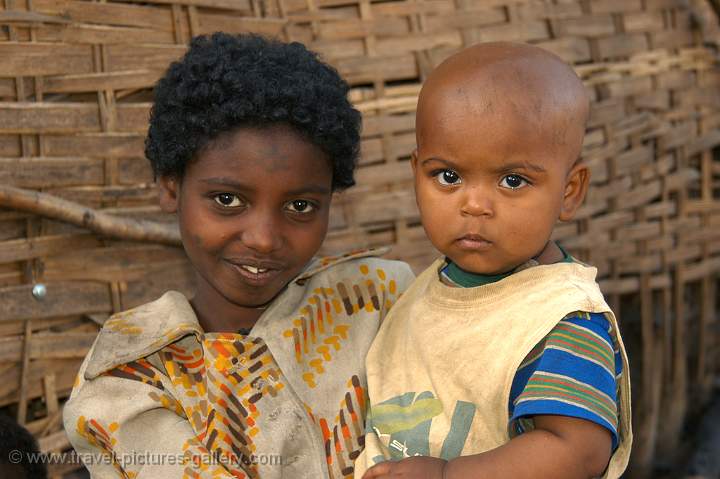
[362,462,393,478]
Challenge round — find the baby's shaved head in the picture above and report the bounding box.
[417,42,590,168]
[412,42,593,274]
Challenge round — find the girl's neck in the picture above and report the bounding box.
[190,274,267,334]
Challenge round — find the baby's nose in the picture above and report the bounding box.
[460,188,494,217]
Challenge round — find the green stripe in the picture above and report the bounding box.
[518,348,544,370]
[548,327,614,366]
[520,390,615,425]
[519,392,616,427]
[522,379,616,421]
[554,321,613,352]
[524,375,616,414]
[518,390,617,428]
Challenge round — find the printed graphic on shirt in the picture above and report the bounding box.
[365,391,476,463]
[181,436,249,479]
[98,336,284,479]
[283,263,398,389]
[75,416,132,478]
[161,336,283,479]
[105,358,165,390]
[306,375,366,479]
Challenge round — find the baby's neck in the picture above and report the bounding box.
[533,241,565,265]
[441,242,569,288]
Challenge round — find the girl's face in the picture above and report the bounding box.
[159,124,333,319]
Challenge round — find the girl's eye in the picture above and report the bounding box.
[286,199,315,213]
[435,169,461,186]
[499,174,529,190]
[214,193,243,208]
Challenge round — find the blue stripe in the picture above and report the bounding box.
[528,348,617,392]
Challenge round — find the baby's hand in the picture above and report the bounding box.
[362,456,447,479]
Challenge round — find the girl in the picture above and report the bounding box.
[63,33,414,479]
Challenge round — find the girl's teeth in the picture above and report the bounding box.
[241,265,267,274]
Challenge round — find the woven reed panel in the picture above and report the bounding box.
[0,0,719,476]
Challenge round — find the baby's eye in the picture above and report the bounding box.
[286,199,316,214]
[499,174,529,190]
[214,193,243,208]
[435,169,461,186]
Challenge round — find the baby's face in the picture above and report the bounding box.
[413,89,576,275]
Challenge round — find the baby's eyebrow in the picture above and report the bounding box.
[420,157,547,175]
[495,162,547,174]
[420,157,456,168]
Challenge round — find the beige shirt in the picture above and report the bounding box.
[63,249,415,479]
[355,259,632,479]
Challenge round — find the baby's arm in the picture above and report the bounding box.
[446,415,611,478]
[363,415,611,479]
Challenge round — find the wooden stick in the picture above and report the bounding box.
[16,319,32,425]
[40,374,60,438]
[0,185,181,246]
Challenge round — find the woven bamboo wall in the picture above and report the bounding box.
[1,0,719,476]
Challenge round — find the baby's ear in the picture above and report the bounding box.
[157,175,180,213]
[559,161,590,221]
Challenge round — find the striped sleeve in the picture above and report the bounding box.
[508,312,622,449]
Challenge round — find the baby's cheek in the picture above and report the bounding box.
[522,213,557,249]
[422,212,453,245]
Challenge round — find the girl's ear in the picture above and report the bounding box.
[158,176,180,213]
[559,162,590,222]
[411,149,419,173]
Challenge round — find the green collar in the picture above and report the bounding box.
[441,244,573,288]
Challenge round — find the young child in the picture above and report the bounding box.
[355,42,632,478]
[63,33,414,479]
[0,415,48,479]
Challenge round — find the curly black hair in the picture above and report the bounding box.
[0,415,47,479]
[145,32,361,191]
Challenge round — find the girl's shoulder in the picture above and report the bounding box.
[294,247,414,284]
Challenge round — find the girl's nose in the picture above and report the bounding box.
[240,215,283,254]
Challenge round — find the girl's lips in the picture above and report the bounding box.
[225,256,285,270]
[225,260,282,287]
